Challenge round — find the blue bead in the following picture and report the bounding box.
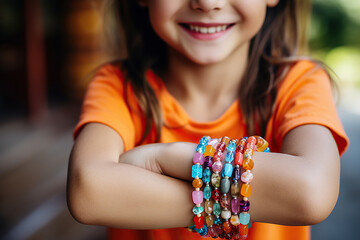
[203,185,212,200]
[196,144,205,154]
[214,217,222,225]
[192,164,203,178]
[226,141,237,152]
[239,212,250,225]
[264,147,270,152]
[222,163,233,178]
[199,136,210,146]
[233,166,240,181]
[202,168,211,183]
[192,205,204,215]
[188,225,196,231]
[225,151,234,162]
[196,225,208,236]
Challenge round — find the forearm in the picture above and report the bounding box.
[68,160,194,229]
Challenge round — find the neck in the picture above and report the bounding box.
[164,42,249,108]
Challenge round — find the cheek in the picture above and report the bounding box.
[234,0,267,35]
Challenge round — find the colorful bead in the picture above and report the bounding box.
[241,184,252,197]
[214,217,222,225]
[240,200,250,212]
[212,161,223,173]
[234,151,243,166]
[239,224,249,235]
[203,156,213,168]
[244,148,253,159]
[196,144,205,154]
[208,226,218,238]
[220,194,230,209]
[203,185,212,200]
[192,190,204,204]
[242,159,254,170]
[247,136,256,144]
[213,202,221,216]
[264,147,270,152]
[192,205,204,215]
[241,170,253,183]
[233,167,241,181]
[231,198,240,214]
[227,140,237,152]
[222,163,233,178]
[199,136,211,146]
[225,151,235,162]
[204,145,216,156]
[220,178,231,194]
[194,215,205,229]
[221,210,231,220]
[196,225,208,236]
[193,152,205,164]
[239,212,250,225]
[211,172,221,188]
[230,215,240,226]
[231,182,240,196]
[212,189,220,201]
[192,178,203,188]
[202,168,211,183]
[192,164,203,178]
[205,200,213,214]
[205,215,214,226]
[223,221,232,233]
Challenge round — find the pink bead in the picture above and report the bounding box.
[246,142,256,151]
[241,171,253,183]
[193,152,205,164]
[192,190,203,204]
[247,136,256,144]
[212,161,223,173]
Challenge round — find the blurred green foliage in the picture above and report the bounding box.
[310,0,360,88]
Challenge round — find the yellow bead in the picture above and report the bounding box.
[241,184,252,197]
[243,159,254,170]
[192,178,203,188]
[204,145,215,157]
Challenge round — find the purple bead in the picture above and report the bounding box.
[233,166,241,181]
[220,194,230,209]
[193,152,205,164]
[240,200,250,212]
[231,198,240,214]
[204,156,213,168]
[192,190,203,204]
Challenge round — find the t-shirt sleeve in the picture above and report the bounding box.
[271,61,349,155]
[73,65,136,151]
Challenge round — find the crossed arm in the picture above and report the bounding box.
[67,122,340,229]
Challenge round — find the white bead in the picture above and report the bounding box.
[221,210,231,220]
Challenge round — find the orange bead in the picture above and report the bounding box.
[241,184,252,197]
[243,159,254,170]
[247,136,256,144]
[239,224,249,235]
[223,221,232,233]
[192,178,203,188]
[204,145,215,157]
[222,136,230,145]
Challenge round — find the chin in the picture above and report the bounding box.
[187,53,227,66]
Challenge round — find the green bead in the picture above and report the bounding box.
[211,172,221,188]
[192,205,204,215]
[213,202,221,216]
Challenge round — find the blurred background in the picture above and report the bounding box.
[0,0,359,239]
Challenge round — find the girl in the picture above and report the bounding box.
[67,0,349,239]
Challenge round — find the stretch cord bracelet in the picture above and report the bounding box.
[203,138,219,238]
[220,138,237,239]
[211,136,229,237]
[238,136,270,239]
[191,136,210,236]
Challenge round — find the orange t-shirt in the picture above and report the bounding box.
[73,60,349,240]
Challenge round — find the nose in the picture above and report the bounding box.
[190,0,225,12]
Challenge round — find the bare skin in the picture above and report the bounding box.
[67,122,340,229]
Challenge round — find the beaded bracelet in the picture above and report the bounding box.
[191,136,209,236]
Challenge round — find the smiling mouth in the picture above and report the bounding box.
[179,23,235,34]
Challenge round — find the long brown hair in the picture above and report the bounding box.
[102,0,312,143]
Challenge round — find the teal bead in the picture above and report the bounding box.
[248,222,253,229]
[192,205,204,215]
[188,225,196,231]
[239,212,250,225]
[204,185,212,200]
[213,202,221,216]
[227,141,237,152]
[214,217,222,225]
[196,225,208,236]
[222,163,233,178]
[199,136,210,146]
[220,178,230,194]
[192,164,203,178]
[196,144,205,154]
[202,168,211,183]
[225,151,235,162]
[264,147,270,152]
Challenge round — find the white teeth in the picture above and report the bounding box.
[200,27,208,34]
[188,24,229,34]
